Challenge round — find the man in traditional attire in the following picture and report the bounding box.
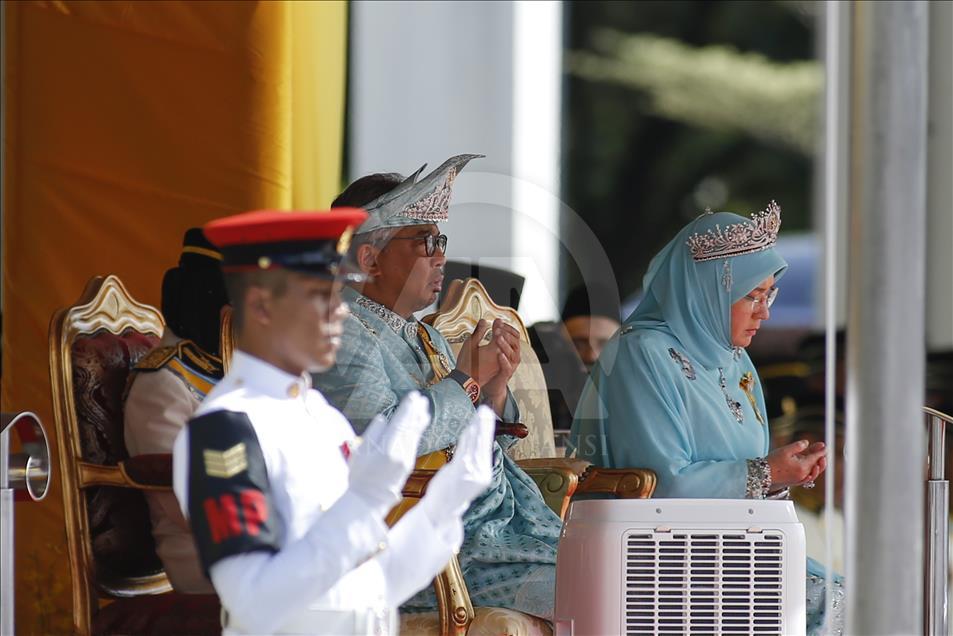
[124,228,228,592]
[172,208,495,635]
[315,155,561,620]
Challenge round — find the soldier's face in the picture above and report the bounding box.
[270,273,347,374]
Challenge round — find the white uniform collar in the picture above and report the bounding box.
[230,350,312,400]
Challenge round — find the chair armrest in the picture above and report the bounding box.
[391,469,476,635]
[495,422,529,438]
[514,459,658,517]
[77,455,173,492]
[516,457,591,475]
[122,454,174,488]
[434,554,475,636]
[575,466,657,499]
[515,459,586,519]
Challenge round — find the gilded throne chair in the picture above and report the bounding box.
[49,274,220,635]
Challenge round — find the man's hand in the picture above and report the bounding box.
[454,319,500,386]
[480,319,521,408]
[348,392,431,515]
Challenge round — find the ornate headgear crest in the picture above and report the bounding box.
[686,201,782,262]
[356,154,483,234]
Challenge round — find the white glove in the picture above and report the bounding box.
[348,391,431,515]
[418,405,495,522]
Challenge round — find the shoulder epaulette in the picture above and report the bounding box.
[177,340,224,378]
[134,345,178,372]
[133,340,223,401]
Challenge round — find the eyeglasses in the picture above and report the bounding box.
[388,233,448,256]
[744,286,779,309]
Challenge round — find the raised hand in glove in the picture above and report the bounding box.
[418,405,495,522]
[348,391,431,516]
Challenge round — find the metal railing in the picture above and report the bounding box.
[925,406,953,636]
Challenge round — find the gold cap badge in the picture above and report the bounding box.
[337,225,354,255]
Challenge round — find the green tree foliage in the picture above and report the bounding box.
[562,0,818,299]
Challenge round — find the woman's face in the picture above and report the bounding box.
[730,275,775,348]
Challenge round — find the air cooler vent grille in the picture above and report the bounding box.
[623,530,785,635]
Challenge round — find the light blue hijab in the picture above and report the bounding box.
[624,211,788,370]
[568,210,788,476]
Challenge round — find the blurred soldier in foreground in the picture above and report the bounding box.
[173,209,494,635]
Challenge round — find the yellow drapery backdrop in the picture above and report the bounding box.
[1,1,347,631]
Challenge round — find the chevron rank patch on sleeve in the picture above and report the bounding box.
[204,442,248,478]
[186,410,283,573]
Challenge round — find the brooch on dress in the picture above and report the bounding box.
[668,348,697,380]
[719,368,745,424]
[739,371,765,425]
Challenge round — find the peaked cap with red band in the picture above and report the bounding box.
[203,208,367,280]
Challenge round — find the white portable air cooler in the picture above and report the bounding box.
[554,499,806,636]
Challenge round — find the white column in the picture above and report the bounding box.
[927,0,953,350]
[349,0,564,324]
[816,1,851,330]
[845,1,929,633]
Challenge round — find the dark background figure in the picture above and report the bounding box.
[560,283,621,370]
[529,283,621,446]
[528,321,587,446]
[161,228,230,357]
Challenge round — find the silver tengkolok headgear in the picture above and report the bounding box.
[355,153,484,235]
[686,201,782,262]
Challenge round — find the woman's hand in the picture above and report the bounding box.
[765,439,827,490]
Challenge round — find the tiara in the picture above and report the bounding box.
[686,201,782,262]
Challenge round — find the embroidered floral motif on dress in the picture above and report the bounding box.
[719,368,745,423]
[668,348,697,380]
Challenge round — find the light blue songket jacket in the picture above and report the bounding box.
[569,209,845,634]
[315,286,561,619]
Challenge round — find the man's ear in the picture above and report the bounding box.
[244,285,273,326]
[356,244,381,278]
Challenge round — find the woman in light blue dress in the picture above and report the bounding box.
[569,203,844,634]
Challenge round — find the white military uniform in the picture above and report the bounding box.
[173,351,462,635]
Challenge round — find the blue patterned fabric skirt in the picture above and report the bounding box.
[402,447,561,619]
[806,558,846,635]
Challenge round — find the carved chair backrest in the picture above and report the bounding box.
[424,278,556,459]
[220,304,235,373]
[49,275,166,634]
